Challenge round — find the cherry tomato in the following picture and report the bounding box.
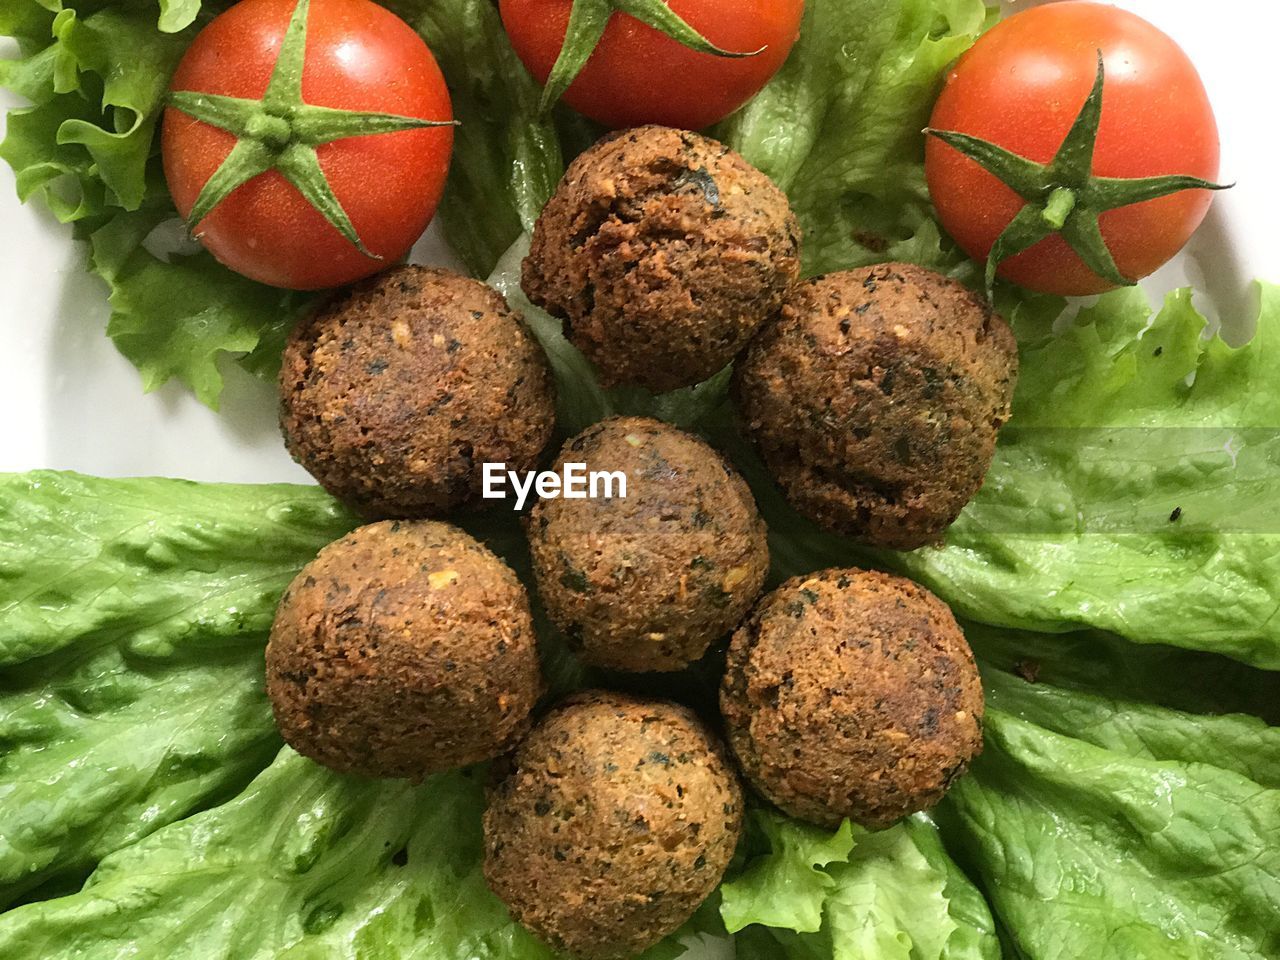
[499,0,803,130]
[163,0,453,290]
[925,1,1220,297]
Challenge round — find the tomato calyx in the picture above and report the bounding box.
[168,0,455,259]
[539,0,764,114]
[926,54,1230,297]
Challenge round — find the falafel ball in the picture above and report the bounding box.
[720,568,983,829]
[280,265,556,519]
[733,263,1018,550]
[484,691,743,959]
[266,520,543,778]
[528,416,769,673]
[524,126,801,392]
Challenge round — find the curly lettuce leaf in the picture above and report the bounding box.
[0,0,321,405]
[720,808,999,960]
[0,1,192,218]
[717,0,988,277]
[0,472,355,904]
[89,195,317,406]
[721,812,855,935]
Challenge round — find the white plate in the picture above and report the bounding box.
[1,0,1276,482]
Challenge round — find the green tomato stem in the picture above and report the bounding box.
[1041,187,1076,230]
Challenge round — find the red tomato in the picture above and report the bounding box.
[499,0,803,130]
[163,0,453,290]
[925,2,1220,297]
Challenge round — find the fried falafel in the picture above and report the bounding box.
[484,691,743,959]
[266,520,543,778]
[527,416,769,673]
[733,263,1018,550]
[720,567,983,829]
[524,125,801,392]
[280,265,556,519]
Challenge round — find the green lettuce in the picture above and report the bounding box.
[0,750,561,958]
[889,284,1280,667]
[717,0,988,277]
[946,682,1280,958]
[0,472,354,905]
[0,0,320,405]
[412,0,566,278]
[720,809,1000,960]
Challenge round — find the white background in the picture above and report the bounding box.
[1,0,1277,485]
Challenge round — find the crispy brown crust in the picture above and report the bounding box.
[280,265,556,519]
[527,416,769,672]
[266,520,543,778]
[733,263,1018,549]
[524,125,801,391]
[720,568,984,829]
[484,691,743,959]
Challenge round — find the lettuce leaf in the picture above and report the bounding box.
[720,808,1000,960]
[0,472,354,905]
[0,0,322,405]
[888,283,1280,668]
[0,750,560,958]
[717,0,988,278]
[89,193,317,405]
[0,1,191,219]
[412,0,566,278]
[933,627,1280,960]
[947,706,1280,960]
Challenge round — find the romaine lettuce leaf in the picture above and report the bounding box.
[0,471,354,666]
[0,750,558,958]
[0,745,711,958]
[947,705,1280,960]
[0,472,354,905]
[934,627,1280,960]
[889,283,1280,668]
[0,646,280,908]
